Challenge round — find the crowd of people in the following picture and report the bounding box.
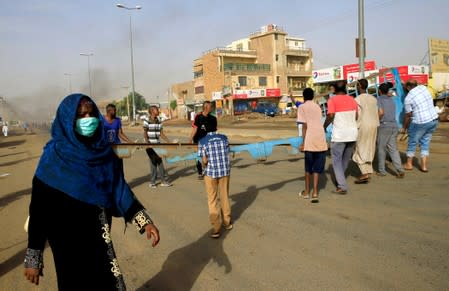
[300,79,438,201]
[23,78,438,288]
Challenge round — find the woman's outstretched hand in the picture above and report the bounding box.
[145,223,160,247]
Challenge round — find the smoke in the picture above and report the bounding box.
[3,67,118,123]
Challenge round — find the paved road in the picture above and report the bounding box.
[1,128,448,290]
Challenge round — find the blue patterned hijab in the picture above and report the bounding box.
[35,94,135,217]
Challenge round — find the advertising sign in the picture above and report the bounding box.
[233,89,270,99]
[265,88,281,97]
[379,66,429,85]
[429,38,449,73]
[342,60,376,79]
[312,66,343,83]
[347,70,378,85]
[233,90,247,99]
[247,89,265,98]
[212,91,222,100]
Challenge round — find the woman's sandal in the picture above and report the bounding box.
[299,190,310,199]
[311,195,319,203]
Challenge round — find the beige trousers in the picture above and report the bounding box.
[204,175,231,232]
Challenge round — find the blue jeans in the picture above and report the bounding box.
[407,119,438,158]
[330,141,355,191]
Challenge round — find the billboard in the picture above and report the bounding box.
[233,89,269,99]
[347,70,378,85]
[265,88,281,97]
[212,91,222,100]
[429,38,449,73]
[312,66,343,83]
[342,60,376,79]
[378,66,429,85]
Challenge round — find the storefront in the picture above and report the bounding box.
[231,88,281,115]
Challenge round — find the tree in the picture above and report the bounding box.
[114,91,148,117]
[170,100,177,111]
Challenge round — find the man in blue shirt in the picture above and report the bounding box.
[198,124,232,238]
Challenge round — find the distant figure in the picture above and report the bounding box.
[328,83,337,98]
[189,101,218,180]
[24,94,160,290]
[376,83,404,178]
[198,123,232,238]
[103,104,131,144]
[2,122,8,137]
[143,106,172,188]
[401,80,439,172]
[323,81,358,195]
[297,88,328,203]
[352,79,379,184]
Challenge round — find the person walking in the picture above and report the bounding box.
[24,94,160,290]
[352,79,379,184]
[376,83,405,178]
[198,123,232,238]
[103,103,131,144]
[2,122,8,137]
[297,88,328,203]
[143,106,172,188]
[401,80,439,172]
[189,101,217,180]
[323,81,358,194]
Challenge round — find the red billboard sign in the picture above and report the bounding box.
[378,66,429,85]
[265,88,281,97]
[342,60,376,79]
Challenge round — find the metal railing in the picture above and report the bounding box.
[202,47,257,57]
[223,63,271,72]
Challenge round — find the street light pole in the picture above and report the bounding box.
[64,73,72,93]
[80,53,94,96]
[116,3,141,124]
[358,0,365,78]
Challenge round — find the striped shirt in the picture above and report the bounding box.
[404,85,438,124]
[143,117,162,144]
[198,132,230,178]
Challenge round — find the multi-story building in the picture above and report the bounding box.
[173,24,313,117]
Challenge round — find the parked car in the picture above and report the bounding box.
[253,102,278,117]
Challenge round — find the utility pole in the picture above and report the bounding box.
[358,0,365,78]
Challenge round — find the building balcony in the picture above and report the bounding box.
[203,47,257,58]
[286,67,311,76]
[194,70,204,79]
[224,63,271,73]
[284,48,312,57]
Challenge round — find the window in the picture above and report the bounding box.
[238,76,247,86]
[236,43,243,51]
[276,76,280,83]
[259,76,267,86]
[274,33,278,40]
[194,70,203,78]
[275,54,279,61]
[194,86,204,94]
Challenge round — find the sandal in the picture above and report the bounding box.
[354,177,369,184]
[299,190,310,199]
[311,195,319,203]
[332,188,347,195]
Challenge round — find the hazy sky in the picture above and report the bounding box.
[1,0,448,118]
